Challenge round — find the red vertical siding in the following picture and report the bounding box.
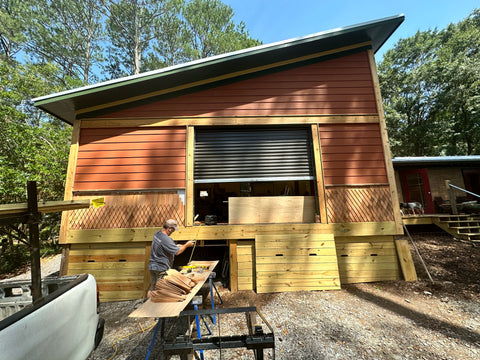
[74,127,186,191]
[100,51,377,118]
[320,123,387,185]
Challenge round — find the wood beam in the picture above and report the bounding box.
[186,126,195,226]
[60,118,82,244]
[79,115,380,128]
[65,221,399,244]
[0,199,91,216]
[367,49,403,235]
[311,124,328,223]
[229,239,238,292]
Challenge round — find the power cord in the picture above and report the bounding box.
[106,321,156,360]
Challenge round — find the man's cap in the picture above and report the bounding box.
[165,219,179,231]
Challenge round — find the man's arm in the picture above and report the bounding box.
[175,240,195,255]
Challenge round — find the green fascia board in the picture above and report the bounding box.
[32,14,404,124]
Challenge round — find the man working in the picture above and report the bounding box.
[148,219,195,297]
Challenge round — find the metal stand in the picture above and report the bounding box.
[163,307,275,360]
[208,272,223,324]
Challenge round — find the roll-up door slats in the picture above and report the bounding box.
[194,127,314,183]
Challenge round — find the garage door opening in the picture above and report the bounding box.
[194,126,316,224]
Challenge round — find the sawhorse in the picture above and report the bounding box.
[145,272,223,360]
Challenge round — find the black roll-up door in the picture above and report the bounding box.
[194,127,314,183]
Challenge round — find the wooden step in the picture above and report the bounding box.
[441,220,480,225]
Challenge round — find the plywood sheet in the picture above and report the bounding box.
[229,196,315,224]
[255,233,340,293]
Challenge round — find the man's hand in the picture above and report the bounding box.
[187,240,196,247]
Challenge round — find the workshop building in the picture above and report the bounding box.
[33,15,415,302]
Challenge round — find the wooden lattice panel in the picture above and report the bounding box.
[335,236,402,283]
[68,192,184,230]
[325,185,394,223]
[255,233,340,293]
[67,242,148,302]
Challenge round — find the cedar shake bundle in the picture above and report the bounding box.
[150,270,200,303]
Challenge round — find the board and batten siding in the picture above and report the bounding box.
[74,127,187,191]
[98,51,377,119]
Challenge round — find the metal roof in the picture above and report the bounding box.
[33,14,404,125]
[393,156,480,166]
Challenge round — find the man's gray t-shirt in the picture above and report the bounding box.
[148,231,179,272]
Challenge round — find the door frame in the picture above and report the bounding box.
[400,168,434,214]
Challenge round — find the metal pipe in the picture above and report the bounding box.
[448,183,480,200]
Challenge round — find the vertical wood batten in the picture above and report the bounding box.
[59,117,81,278]
[229,239,238,292]
[311,124,328,223]
[186,126,194,226]
[367,49,403,234]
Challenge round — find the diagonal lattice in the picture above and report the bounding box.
[326,185,394,223]
[68,204,184,230]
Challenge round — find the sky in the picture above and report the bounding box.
[222,0,479,60]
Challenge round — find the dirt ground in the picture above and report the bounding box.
[83,225,480,360]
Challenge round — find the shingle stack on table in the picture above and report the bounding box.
[150,270,205,302]
[129,260,218,319]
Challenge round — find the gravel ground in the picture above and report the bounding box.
[3,227,479,359]
[87,227,480,360]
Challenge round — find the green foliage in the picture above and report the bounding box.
[181,0,261,60]
[379,9,480,156]
[0,243,30,274]
[1,0,260,273]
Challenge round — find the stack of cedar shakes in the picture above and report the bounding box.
[150,270,204,302]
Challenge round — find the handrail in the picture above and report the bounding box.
[448,183,480,200]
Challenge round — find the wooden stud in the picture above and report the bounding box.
[229,239,238,292]
[395,239,418,281]
[367,49,403,235]
[311,124,328,223]
[186,126,195,226]
[143,243,151,297]
[59,118,81,245]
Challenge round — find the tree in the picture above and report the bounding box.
[435,10,480,155]
[103,0,172,77]
[0,0,28,62]
[378,30,443,156]
[378,8,480,156]
[181,0,260,61]
[25,0,104,84]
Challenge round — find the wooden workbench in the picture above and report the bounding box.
[129,260,218,318]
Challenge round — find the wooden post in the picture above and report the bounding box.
[27,181,42,304]
[229,239,238,292]
[367,49,404,235]
[446,180,458,215]
[311,124,328,223]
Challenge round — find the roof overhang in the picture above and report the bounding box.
[33,14,404,125]
[393,156,480,167]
